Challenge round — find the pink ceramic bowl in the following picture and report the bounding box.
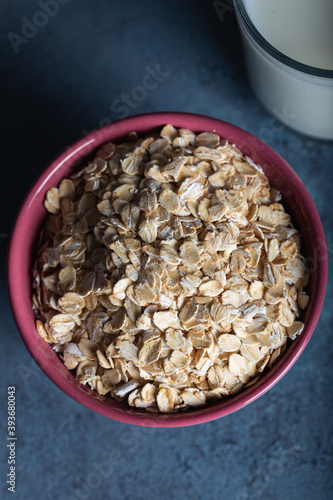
[8,112,327,427]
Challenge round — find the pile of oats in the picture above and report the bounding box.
[32,125,309,413]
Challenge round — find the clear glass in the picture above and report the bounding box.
[234,0,333,140]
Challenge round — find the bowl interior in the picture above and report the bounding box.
[8,113,327,427]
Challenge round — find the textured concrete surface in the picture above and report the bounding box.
[1,1,332,499]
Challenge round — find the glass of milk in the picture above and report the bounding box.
[234,0,333,140]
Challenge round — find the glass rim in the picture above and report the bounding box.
[234,0,333,79]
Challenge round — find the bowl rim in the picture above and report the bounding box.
[7,112,328,427]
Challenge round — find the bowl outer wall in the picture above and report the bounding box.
[7,112,328,427]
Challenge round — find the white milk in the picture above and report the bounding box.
[234,0,333,140]
[244,0,333,70]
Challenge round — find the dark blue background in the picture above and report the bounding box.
[1,1,332,499]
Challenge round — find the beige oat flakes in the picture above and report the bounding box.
[32,125,309,413]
